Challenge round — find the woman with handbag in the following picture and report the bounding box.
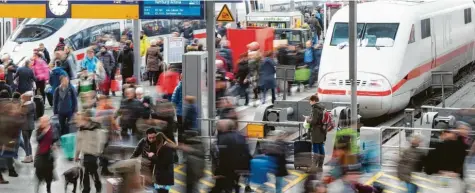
[146,39,164,86]
[34,116,58,193]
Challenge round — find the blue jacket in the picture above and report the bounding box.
[49,67,68,93]
[304,48,314,63]
[81,56,99,73]
[258,57,277,90]
[183,103,198,129]
[171,81,183,116]
[53,85,77,115]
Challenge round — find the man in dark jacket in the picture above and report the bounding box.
[2,54,17,91]
[218,40,233,72]
[97,45,117,95]
[53,51,74,80]
[0,74,12,97]
[118,88,144,137]
[38,43,51,64]
[305,95,326,170]
[211,119,251,193]
[118,42,135,83]
[14,60,36,94]
[53,76,78,135]
[236,58,250,106]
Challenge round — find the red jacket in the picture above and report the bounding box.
[157,71,180,95]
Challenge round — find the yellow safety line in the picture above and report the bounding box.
[375,180,406,191]
[288,170,303,176]
[283,173,308,192]
[170,189,180,193]
[174,165,184,170]
[205,170,213,175]
[383,190,396,193]
[174,179,185,186]
[365,171,384,185]
[284,177,293,183]
[383,173,436,191]
[412,173,437,184]
[174,168,186,175]
[200,179,215,187]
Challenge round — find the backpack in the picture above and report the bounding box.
[323,110,335,131]
[312,104,325,126]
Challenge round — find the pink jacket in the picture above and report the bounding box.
[32,58,50,81]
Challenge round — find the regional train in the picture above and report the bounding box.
[0,18,206,68]
[317,0,475,118]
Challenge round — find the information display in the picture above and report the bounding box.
[139,0,204,19]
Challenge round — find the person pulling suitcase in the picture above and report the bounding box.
[304,95,327,171]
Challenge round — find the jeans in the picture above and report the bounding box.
[22,130,33,156]
[261,88,276,104]
[82,155,101,193]
[148,71,160,86]
[312,143,325,155]
[58,113,73,136]
[308,66,319,87]
[238,84,249,105]
[35,80,46,104]
[405,182,418,193]
[276,176,284,193]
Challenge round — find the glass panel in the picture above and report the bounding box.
[361,23,399,47]
[11,18,66,43]
[330,22,364,46]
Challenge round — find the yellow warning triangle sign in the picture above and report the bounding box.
[217,4,235,22]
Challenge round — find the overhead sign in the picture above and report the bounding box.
[246,16,291,22]
[139,0,204,19]
[216,4,234,22]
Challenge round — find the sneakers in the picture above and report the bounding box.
[21,156,33,163]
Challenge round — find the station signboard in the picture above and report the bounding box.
[139,0,205,19]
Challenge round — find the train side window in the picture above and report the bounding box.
[421,19,431,39]
[408,24,415,44]
[465,8,472,24]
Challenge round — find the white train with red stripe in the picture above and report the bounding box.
[0,18,206,67]
[317,0,475,118]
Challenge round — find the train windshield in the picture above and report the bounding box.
[361,23,399,47]
[12,18,67,43]
[330,22,364,46]
[330,22,399,47]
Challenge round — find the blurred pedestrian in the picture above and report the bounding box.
[146,39,164,86]
[183,96,198,133]
[81,48,99,74]
[236,53,250,106]
[118,88,143,137]
[31,53,50,102]
[118,41,135,83]
[2,54,17,91]
[397,135,424,193]
[0,72,12,97]
[34,116,58,193]
[38,43,51,64]
[49,58,68,95]
[14,60,36,94]
[157,67,180,101]
[136,87,153,119]
[53,50,74,80]
[20,91,35,163]
[217,22,227,38]
[74,113,102,193]
[305,95,326,171]
[97,44,117,96]
[171,79,183,142]
[64,46,78,80]
[305,40,318,88]
[264,131,289,193]
[259,51,277,104]
[95,95,118,176]
[53,76,78,136]
[140,30,150,57]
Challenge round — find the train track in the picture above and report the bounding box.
[363,63,475,143]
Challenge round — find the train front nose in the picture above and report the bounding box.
[317,72,393,118]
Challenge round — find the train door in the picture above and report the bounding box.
[430,18,437,69]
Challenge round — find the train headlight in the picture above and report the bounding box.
[369,79,384,87]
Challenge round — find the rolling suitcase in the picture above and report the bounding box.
[294,124,313,170]
[33,95,44,120]
[294,68,311,82]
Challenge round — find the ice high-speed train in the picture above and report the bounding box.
[317,0,475,118]
[0,18,206,67]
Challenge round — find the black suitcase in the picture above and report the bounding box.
[33,95,45,120]
[294,125,313,170]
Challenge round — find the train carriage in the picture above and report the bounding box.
[317,0,475,118]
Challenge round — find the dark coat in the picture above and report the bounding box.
[41,48,51,64]
[236,60,250,85]
[215,131,251,176]
[118,46,134,78]
[397,146,424,182]
[131,138,174,185]
[425,137,468,178]
[309,103,326,143]
[4,60,17,86]
[56,58,74,80]
[146,45,163,72]
[258,57,277,90]
[265,140,289,177]
[14,66,36,94]
[118,98,144,128]
[53,85,78,115]
[96,51,116,76]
